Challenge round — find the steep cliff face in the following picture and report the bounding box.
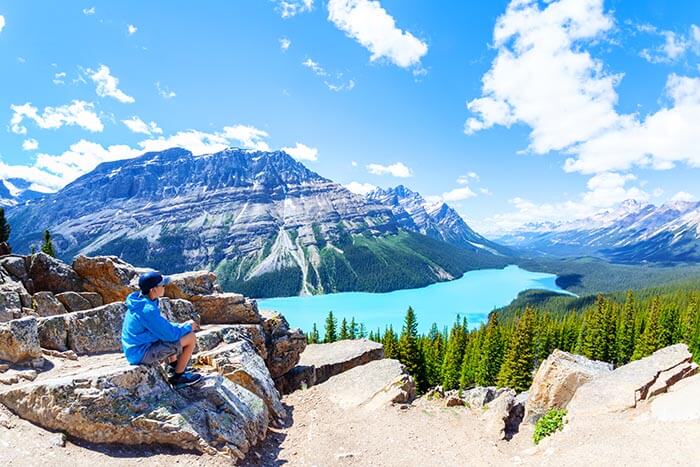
[8,148,509,297]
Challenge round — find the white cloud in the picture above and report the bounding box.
[0,15,5,32]
[441,186,477,202]
[52,72,67,85]
[282,142,318,161]
[345,181,377,195]
[367,162,412,177]
[274,0,313,18]
[221,125,270,151]
[326,79,355,92]
[351,160,358,167]
[10,100,104,134]
[127,24,137,35]
[327,0,428,69]
[302,58,355,91]
[89,65,135,103]
[122,116,163,136]
[638,23,700,64]
[137,131,230,156]
[479,188,492,196]
[82,7,95,16]
[670,191,698,203]
[155,81,176,99]
[457,172,479,184]
[22,139,39,151]
[302,58,328,77]
[279,37,291,51]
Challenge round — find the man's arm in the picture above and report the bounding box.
[139,303,193,342]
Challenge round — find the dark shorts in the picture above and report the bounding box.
[141,340,183,365]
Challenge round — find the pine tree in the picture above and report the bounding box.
[497,305,536,392]
[617,290,636,365]
[324,311,337,343]
[632,297,663,360]
[398,306,426,392]
[423,323,444,388]
[382,325,399,359]
[475,313,504,386]
[0,207,10,243]
[682,296,698,345]
[339,318,349,340]
[41,230,56,257]
[308,323,320,344]
[349,317,357,339]
[441,315,467,390]
[358,323,367,339]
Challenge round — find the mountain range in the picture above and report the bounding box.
[7,148,509,297]
[496,199,700,263]
[0,179,44,207]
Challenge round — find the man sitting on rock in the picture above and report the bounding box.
[121,271,202,388]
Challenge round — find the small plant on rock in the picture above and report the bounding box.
[533,408,567,444]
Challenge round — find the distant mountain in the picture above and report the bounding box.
[8,148,510,297]
[368,185,511,256]
[0,179,44,207]
[496,199,700,263]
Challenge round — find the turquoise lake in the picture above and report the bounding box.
[258,265,571,337]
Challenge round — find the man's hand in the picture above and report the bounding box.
[187,319,201,332]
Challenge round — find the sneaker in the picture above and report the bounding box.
[165,362,194,378]
[169,370,203,388]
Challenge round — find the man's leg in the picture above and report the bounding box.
[175,332,196,374]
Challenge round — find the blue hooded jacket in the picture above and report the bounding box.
[121,291,193,364]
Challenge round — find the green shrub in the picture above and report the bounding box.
[533,408,567,444]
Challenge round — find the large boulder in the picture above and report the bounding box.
[0,355,269,459]
[37,303,126,354]
[568,344,697,419]
[196,324,267,359]
[197,340,285,421]
[462,386,512,409]
[28,253,84,294]
[278,339,382,394]
[193,293,261,325]
[159,297,200,324]
[0,317,42,363]
[55,291,92,312]
[0,255,29,282]
[525,349,612,422]
[164,270,221,301]
[72,255,138,303]
[260,311,306,379]
[319,359,415,410]
[482,389,523,441]
[0,267,32,322]
[32,291,68,317]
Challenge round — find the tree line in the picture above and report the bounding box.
[310,287,700,394]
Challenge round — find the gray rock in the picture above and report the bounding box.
[0,356,269,459]
[0,317,42,363]
[192,293,260,325]
[482,389,517,441]
[164,270,222,301]
[261,310,306,379]
[159,297,199,324]
[79,292,104,308]
[32,291,68,317]
[72,255,137,303]
[463,386,511,409]
[55,291,92,312]
[526,349,612,422]
[28,253,85,294]
[0,256,29,282]
[195,324,267,360]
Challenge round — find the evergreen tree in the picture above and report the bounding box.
[398,306,426,392]
[633,297,664,360]
[497,305,536,392]
[0,207,10,243]
[616,290,636,365]
[682,296,698,345]
[41,230,56,257]
[358,323,367,339]
[382,325,399,359]
[349,317,357,339]
[475,313,504,386]
[339,318,349,340]
[460,330,482,388]
[441,314,467,390]
[308,323,320,344]
[423,323,444,388]
[324,311,337,343]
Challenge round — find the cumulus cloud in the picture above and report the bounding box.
[127,24,137,35]
[155,81,176,99]
[670,191,698,203]
[221,125,270,151]
[22,139,39,151]
[441,186,477,202]
[88,65,135,103]
[122,116,163,136]
[345,181,377,195]
[638,23,700,64]
[279,37,291,51]
[282,142,318,161]
[274,0,313,18]
[10,100,104,134]
[367,162,412,177]
[327,0,428,69]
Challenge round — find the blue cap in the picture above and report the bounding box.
[138,271,172,294]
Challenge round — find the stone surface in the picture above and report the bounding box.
[32,291,68,317]
[159,297,200,324]
[55,291,92,312]
[196,324,267,359]
[79,292,103,308]
[568,344,694,419]
[28,253,84,294]
[651,373,700,422]
[0,355,269,459]
[260,310,306,380]
[526,349,612,422]
[0,242,11,256]
[445,395,465,407]
[482,389,518,441]
[318,359,415,410]
[164,271,221,301]
[462,386,511,409]
[0,256,29,282]
[37,303,126,354]
[0,268,32,322]
[72,255,138,303]
[197,340,285,421]
[193,293,261,325]
[0,317,42,363]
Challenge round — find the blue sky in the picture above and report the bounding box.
[1,0,699,234]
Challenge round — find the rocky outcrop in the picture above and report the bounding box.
[72,255,138,303]
[278,339,382,394]
[164,271,222,301]
[194,293,261,325]
[196,324,268,359]
[650,373,700,422]
[0,355,269,459]
[55,291,92,312]
[37,303,126,354]
[567,344,697,419]
[32,292,67,317]
[0,317,42,363]
[260,311,306,379]
[0,266,32,322]
[160,297,200,325]
[28,253,84,294]
[319,359,415,410]
[197,340,285,421]
[464,386,512,409]
[481,389,525,441]
[526,349,612,422]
